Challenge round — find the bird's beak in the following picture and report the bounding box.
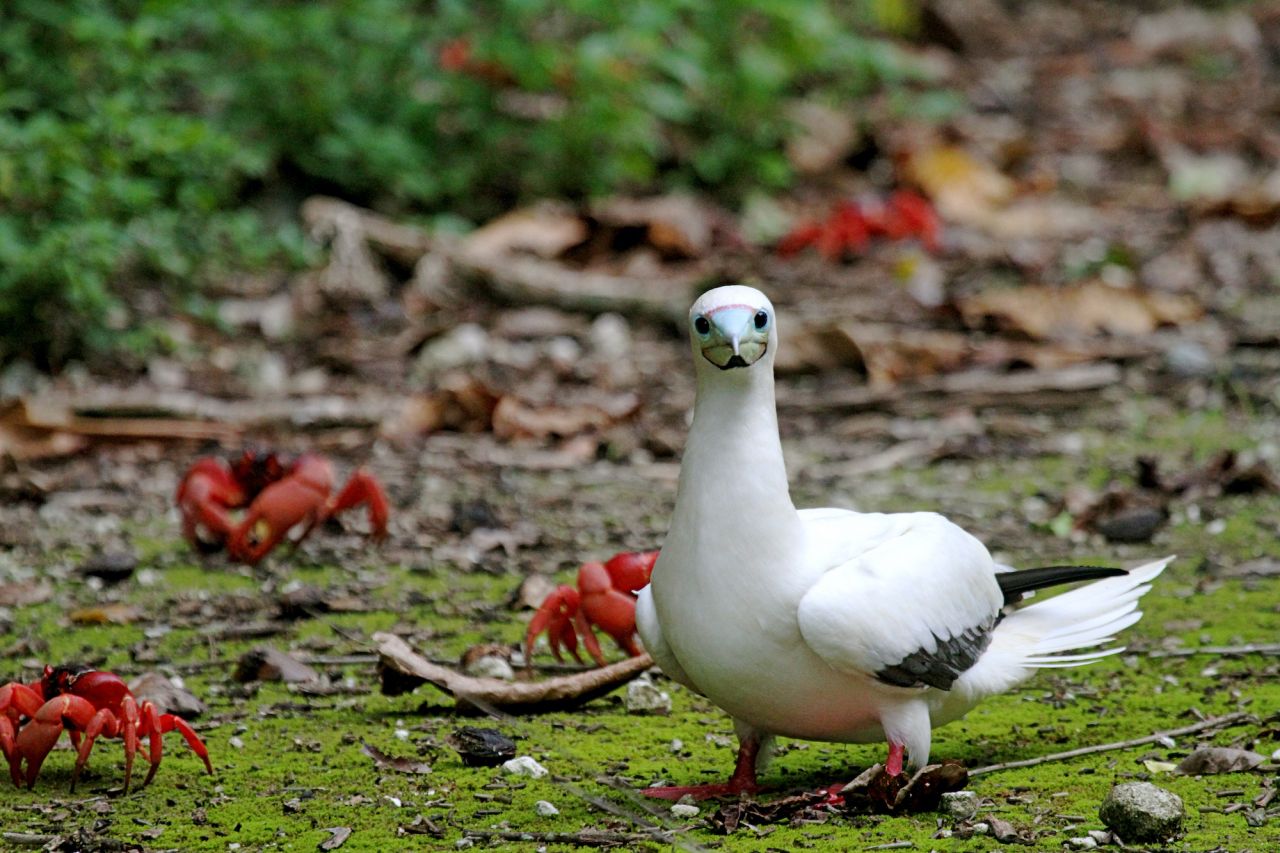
[701,306,767,370]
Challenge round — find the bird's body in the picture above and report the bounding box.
[636,285,1168,796]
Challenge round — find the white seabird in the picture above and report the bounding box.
[635,284,1169,798]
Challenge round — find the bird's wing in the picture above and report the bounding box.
[796,511,1005,691]
[635,584,699,692]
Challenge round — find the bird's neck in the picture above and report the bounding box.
[669,365,801,557]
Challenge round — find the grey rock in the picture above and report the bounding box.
[670,803,700,819]
[940,790,978,820]
[1164,340,1215,377]
[534,800,559,817]
[1067,838,1098,850]
[624,677,672,715]
[1099,782,1184,842]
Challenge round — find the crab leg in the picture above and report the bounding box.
[140,702,213,786]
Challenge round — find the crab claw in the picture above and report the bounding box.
[525,585,584,664]
[576,561,642,663]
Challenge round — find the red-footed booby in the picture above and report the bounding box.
[635,284,1169,799]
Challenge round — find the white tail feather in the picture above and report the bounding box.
[955,556,1172,700]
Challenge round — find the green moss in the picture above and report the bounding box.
[3,403,1280,849]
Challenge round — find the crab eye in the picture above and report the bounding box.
[694,315,711,336]
[753,309,769,330]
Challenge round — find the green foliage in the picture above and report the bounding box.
[0,0,925,368]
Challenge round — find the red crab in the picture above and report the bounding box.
[177,450,390,565]
[777,190,941,260]
[524,550,659,666]
[0,665,213,791]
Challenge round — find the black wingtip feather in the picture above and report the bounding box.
[996,564,1128,605]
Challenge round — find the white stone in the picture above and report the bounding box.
[1067,838,1098,850]
[416,323,490,374]
[464,654,515,681]
[534,800,559,817]
[624,677,672,715]
[502,756,549,778]
[228,736,244,750]
[670,803,700,818]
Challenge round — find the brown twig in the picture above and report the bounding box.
[1147,643,1280,658]
[0,833,56,847]
[969,711,1254,776]
[373,632,652,713]
[462,829,675,847]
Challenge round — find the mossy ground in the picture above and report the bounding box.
[2,394,1278,852]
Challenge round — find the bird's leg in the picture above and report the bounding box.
[886,741,905,777]
[641,731,763,801]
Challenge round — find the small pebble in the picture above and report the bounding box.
[671,803,700,819]
[534,800,559,817]
[669,739,683,753]
[455,839,474,850]
[1067,838,1098,850]
[228,737,244,750]
[624,677,672,715]
[1271,747,1280,761]
[502,756,549,779]
[463,655,515,681]
[1087,830,1112,844]
[971,822,990,835]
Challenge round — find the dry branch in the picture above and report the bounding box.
[373,632,652,714]
[303,195,693,322]
[969,711,1254,776]
[462,829,676,847]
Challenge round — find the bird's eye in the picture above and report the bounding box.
[753,310,769,330]
[694,315,711,336]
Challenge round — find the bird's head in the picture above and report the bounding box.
[688,285,776,372]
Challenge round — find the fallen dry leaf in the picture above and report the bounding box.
[69,603,142,625]
[464,204,588,259]
[491,393,639,441]
[1176,747,1266,775]
[905,144,1015,224]
[958,281,1202,339]
[360,741,432,775]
